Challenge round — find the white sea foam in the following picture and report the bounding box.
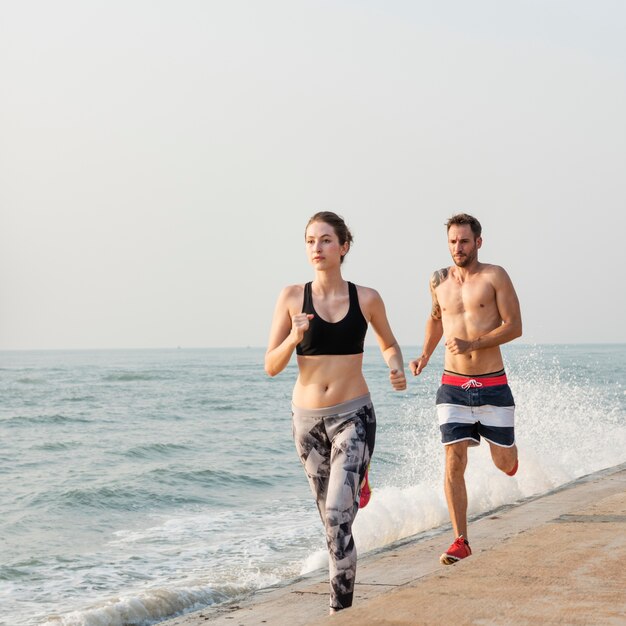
[41,585,232,626]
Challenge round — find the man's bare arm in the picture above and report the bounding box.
[410,272,446,375]
[431,267,449,291]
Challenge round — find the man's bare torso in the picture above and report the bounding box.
[433,263,506,375]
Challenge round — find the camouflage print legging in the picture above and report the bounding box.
[292,393,376,611]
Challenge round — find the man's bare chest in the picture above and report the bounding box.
[437,281,496,316]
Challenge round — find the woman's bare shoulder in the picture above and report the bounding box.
[354,284,383,305]
[276,283,306,307]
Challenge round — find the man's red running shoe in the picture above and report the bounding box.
[506,459,519,476]
[440,535,471,565]
[359,466,372,508]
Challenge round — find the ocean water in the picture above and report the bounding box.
[1,344,624,626]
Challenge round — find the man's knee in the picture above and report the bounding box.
[490,443,517,472]
[444,444,468,476]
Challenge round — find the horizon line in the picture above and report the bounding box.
[1,341,625,353]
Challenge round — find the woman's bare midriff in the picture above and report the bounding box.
[293,354,369,408]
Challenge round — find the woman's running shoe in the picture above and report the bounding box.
[359,466,372,508]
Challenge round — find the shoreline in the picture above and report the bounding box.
[161,461,626,625]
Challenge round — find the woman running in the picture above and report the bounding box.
[265,212,406,614]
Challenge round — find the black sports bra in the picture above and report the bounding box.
[296,282,368,356]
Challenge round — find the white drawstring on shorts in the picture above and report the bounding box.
[461,379,483,390]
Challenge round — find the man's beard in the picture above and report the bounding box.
[453,251,476,267]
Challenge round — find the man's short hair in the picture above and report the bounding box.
[446,213,482,238]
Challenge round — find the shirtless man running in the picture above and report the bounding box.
[410,213,522,565]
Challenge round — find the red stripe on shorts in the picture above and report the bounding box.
[441,373,508,387]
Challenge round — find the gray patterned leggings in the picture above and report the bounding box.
[292,393,376,611]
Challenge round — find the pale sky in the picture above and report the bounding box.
[1,1,625,350]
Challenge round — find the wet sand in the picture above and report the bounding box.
[163,462,626,626]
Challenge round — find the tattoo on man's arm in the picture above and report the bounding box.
[429,268,447,320]
[431,268,449,289]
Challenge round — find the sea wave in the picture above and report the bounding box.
[15,377,48,385]
[4,414,90,426]
[122,443,191,459]
[150,467,274,489]
[32,441,81,452]
[195,398,237,410]
[37,485,208,512]
[61,395,98,403]
[40,584,236,626]
[102,371,176,382]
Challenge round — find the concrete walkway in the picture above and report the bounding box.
[163,463,626,626]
